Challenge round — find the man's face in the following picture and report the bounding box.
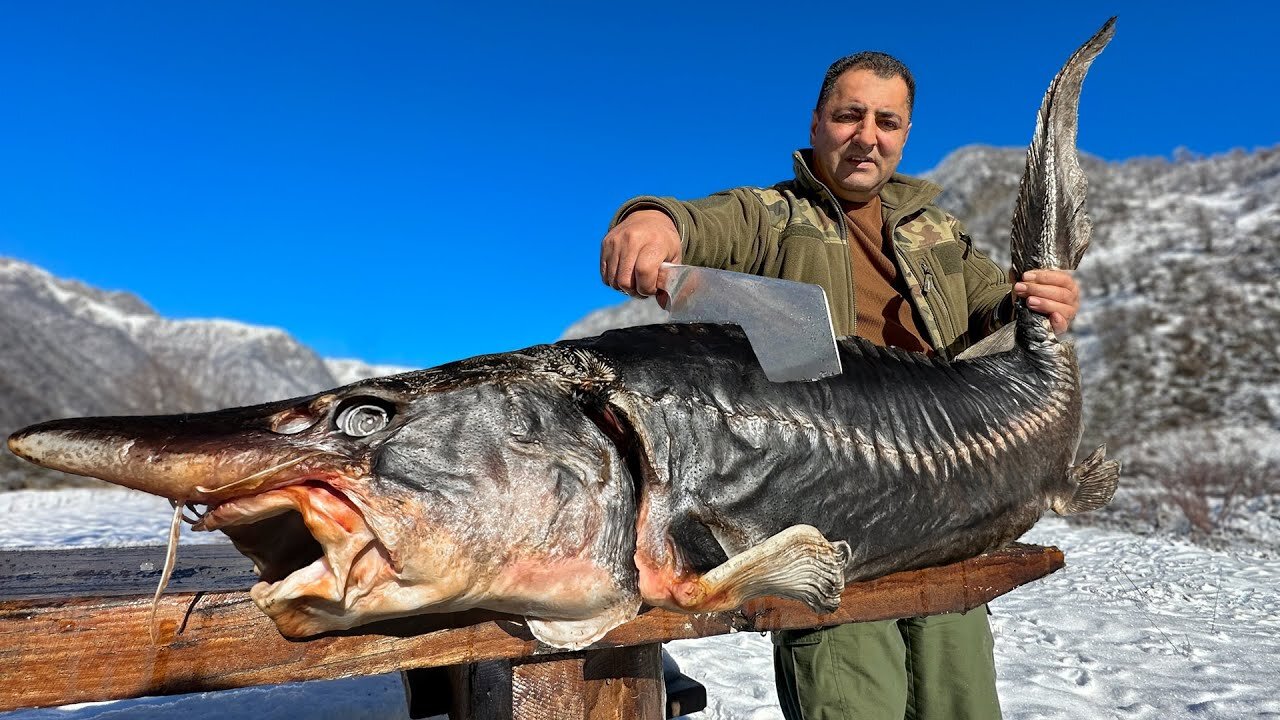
[810,69,912,203]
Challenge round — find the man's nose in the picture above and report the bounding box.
[853,120,877,149]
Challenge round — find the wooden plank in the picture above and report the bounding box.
[512,654,587,719]
[0,544,1063,712]
[0,543,254,600]
[450,660,514,719]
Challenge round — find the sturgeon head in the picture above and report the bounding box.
[7,352,640,640]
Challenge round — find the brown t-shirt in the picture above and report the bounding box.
[843,197,930,354]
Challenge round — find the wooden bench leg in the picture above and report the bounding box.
[579,644,665,719]
[448,644,664,719]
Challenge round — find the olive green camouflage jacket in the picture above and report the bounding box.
[610,150,1012,358]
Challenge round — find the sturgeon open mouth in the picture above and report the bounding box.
[192,479,389,613]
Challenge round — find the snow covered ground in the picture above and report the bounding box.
[1,489,1277,719]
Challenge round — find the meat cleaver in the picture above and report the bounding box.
[659,262,843,383]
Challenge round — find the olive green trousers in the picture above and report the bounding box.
[772,606,1001,720]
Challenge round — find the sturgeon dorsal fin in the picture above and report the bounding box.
[1010,17,1115,275]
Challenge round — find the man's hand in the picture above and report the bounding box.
[600,209,682,301]
[1013,269,1079,334]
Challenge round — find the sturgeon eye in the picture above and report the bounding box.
[336,404,389,437]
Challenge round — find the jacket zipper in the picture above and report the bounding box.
[813,185,855,337]
[919,261,936,295]
[918,260,957,344]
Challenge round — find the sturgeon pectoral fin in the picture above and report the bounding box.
[525,597,642,651]
[1054,444,1120,515]
[660,525,849,615]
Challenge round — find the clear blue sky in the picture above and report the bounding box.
[1,2,1276,369]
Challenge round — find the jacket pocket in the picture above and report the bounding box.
[909,246,972,354]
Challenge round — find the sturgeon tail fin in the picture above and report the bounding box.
[1054,444,1120,515]
[1010,18,1115,277]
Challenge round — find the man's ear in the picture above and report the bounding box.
[809,110,819,146]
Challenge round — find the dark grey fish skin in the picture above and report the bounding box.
[5,20,1120,649]
[562,321,1081,585]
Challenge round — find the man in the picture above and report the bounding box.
[600,51,1079,719]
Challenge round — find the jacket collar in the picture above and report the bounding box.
[792,149,942,226]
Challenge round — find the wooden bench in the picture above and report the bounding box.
[0,543,1064,717]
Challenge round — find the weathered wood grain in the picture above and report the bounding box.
[0,544,1063,712]
[579,644,664,720]
[0,543,255,599]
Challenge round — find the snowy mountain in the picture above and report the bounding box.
[931,145,1280,520]
[0,259,410,489]
[324,357,419,386]
[560,294,668,340]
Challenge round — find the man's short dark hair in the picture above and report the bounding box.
[815,52,915,117]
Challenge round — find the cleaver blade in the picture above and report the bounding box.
[660,262,843,383]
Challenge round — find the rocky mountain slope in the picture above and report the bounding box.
[0,259,410,489]
[931,146,1280,465]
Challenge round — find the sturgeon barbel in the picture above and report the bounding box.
[7,21,1119,650]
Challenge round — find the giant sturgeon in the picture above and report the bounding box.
[7,21,1119,650]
